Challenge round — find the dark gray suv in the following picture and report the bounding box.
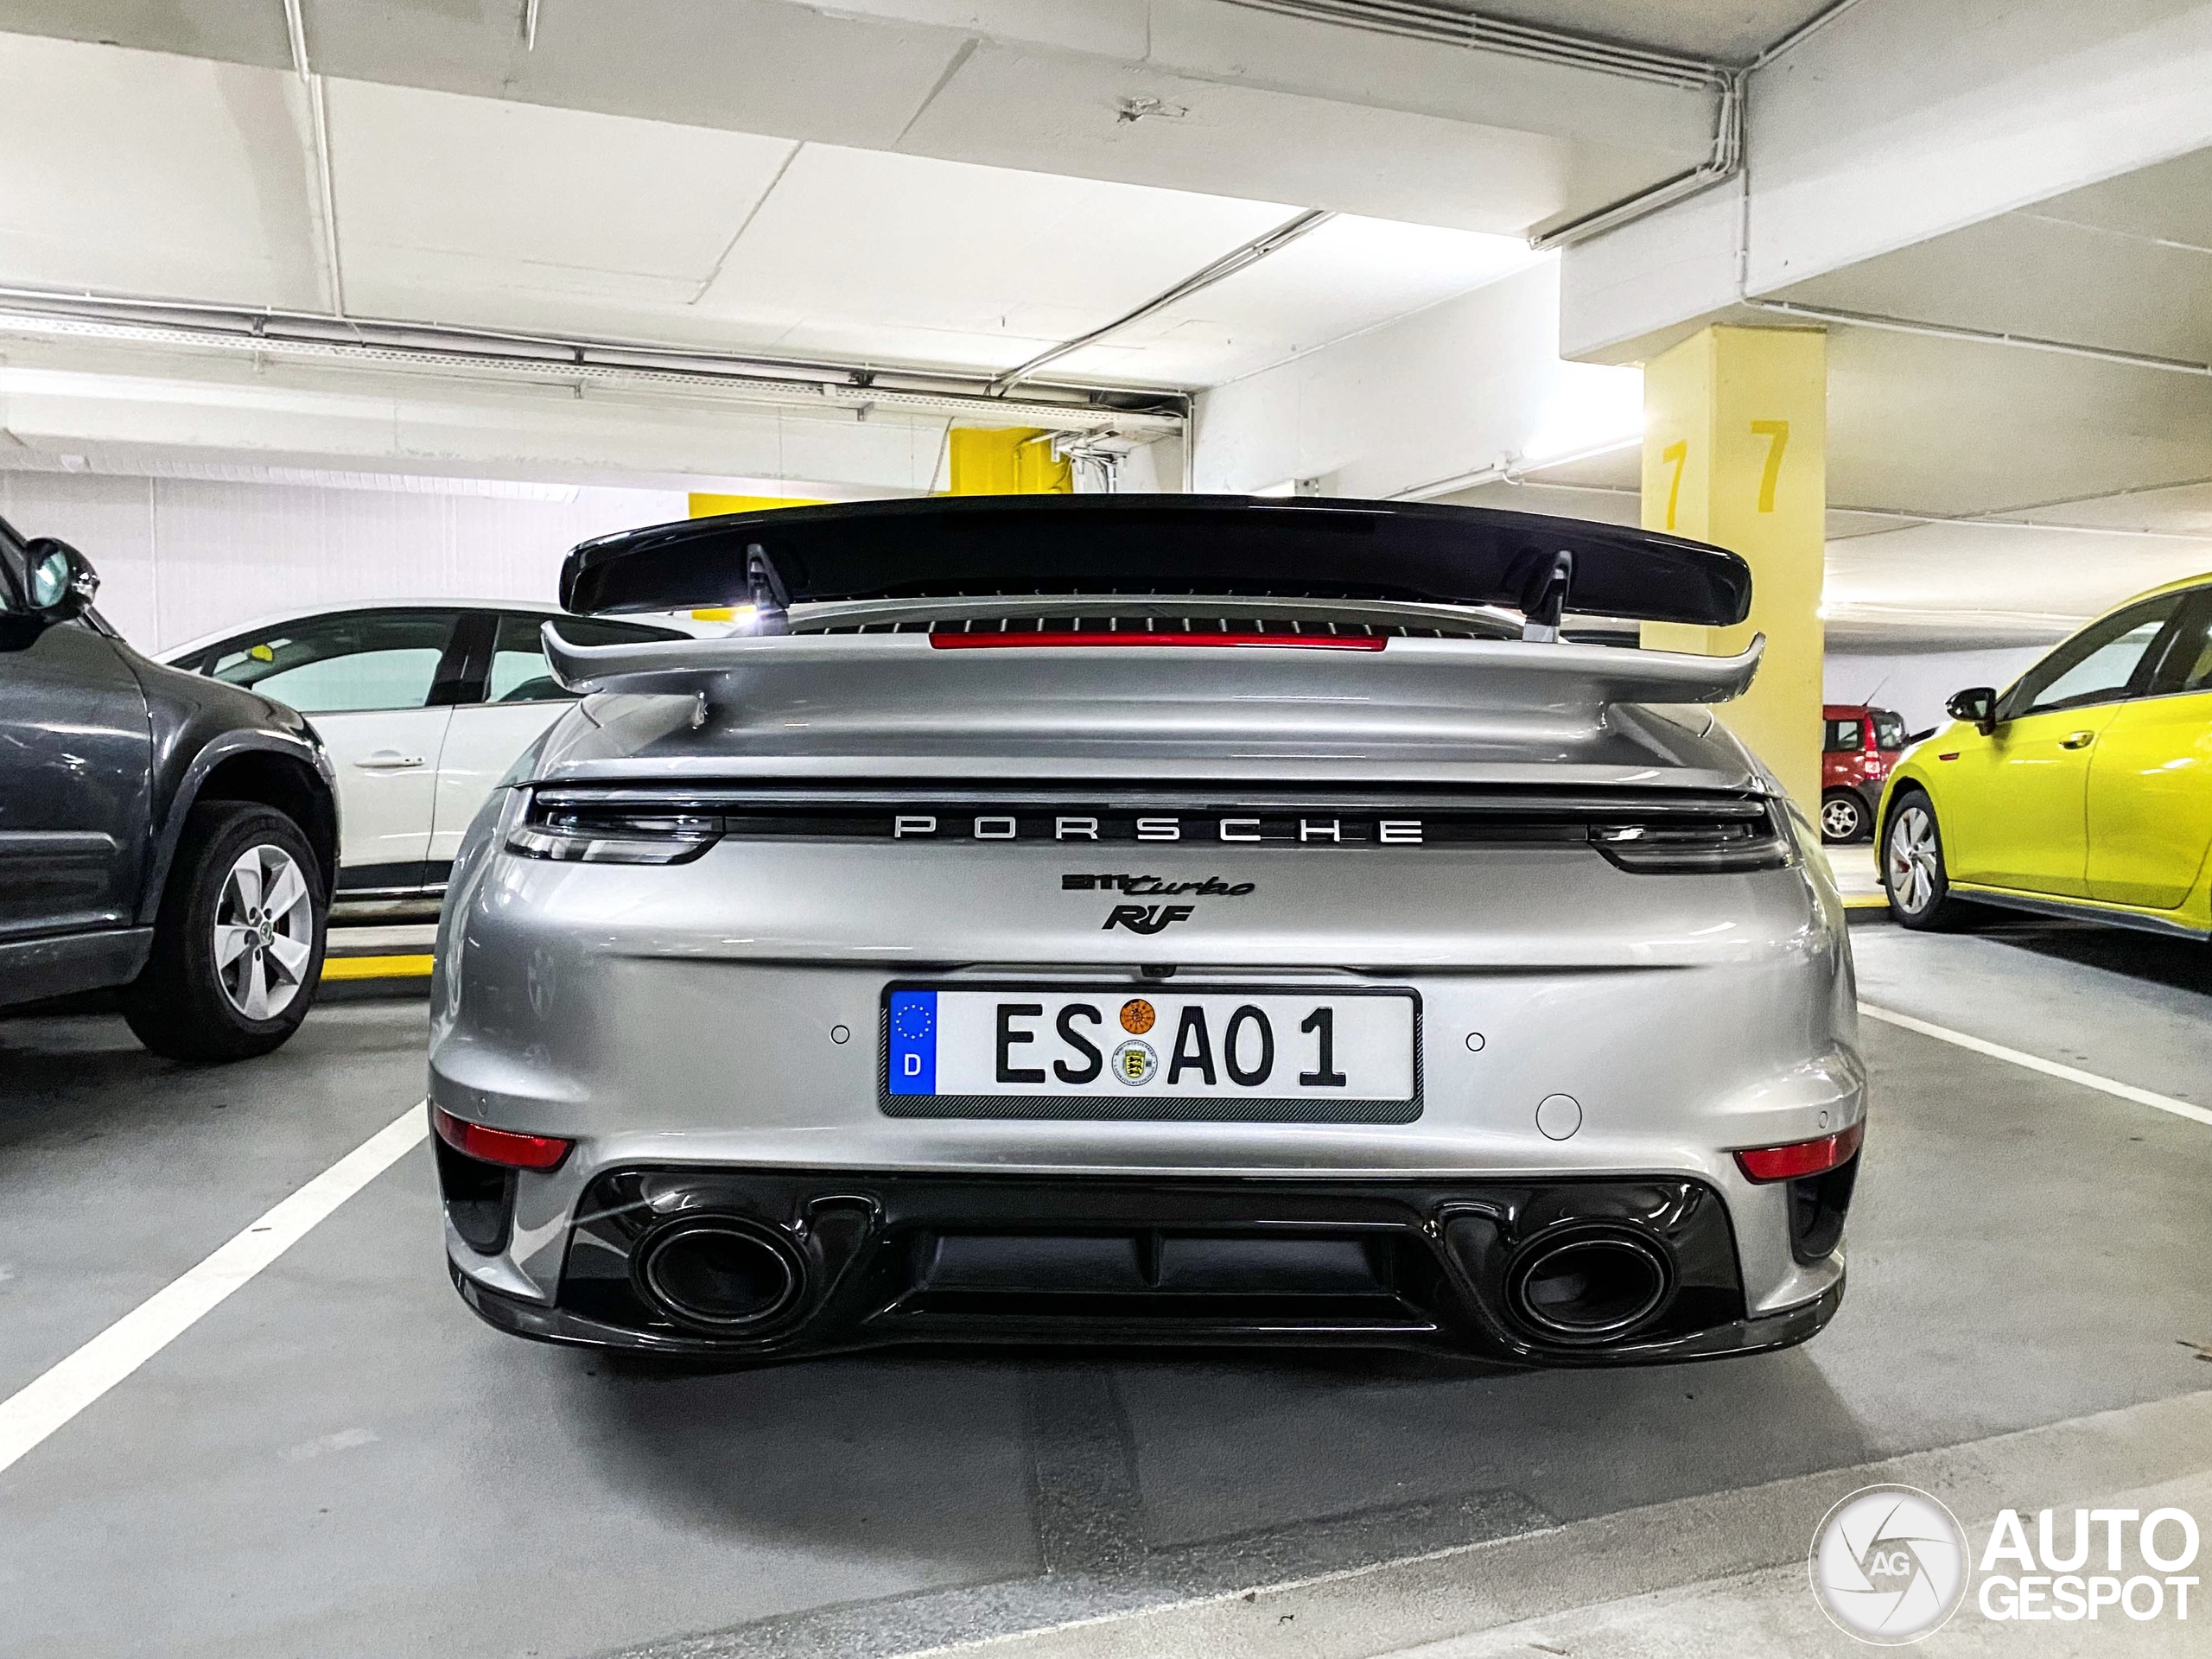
[0,518,339,1059]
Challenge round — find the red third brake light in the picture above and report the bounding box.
[1734,1121,1864,1184]
[432,1105,572,1171]
[928,631,1387,651]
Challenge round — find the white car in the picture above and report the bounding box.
[162,602,696,910]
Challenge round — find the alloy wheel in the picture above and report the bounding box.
[213,843,315,1020]
[1887,804,1940,915]
[1821,797,1865,841]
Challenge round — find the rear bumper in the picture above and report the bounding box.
[445,1165,1847,1368]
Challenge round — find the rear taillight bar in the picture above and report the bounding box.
[1734,1121,1863,1184]
[505,797,722,865]
[1591,802,1796,874]
[433,1105,573,1172]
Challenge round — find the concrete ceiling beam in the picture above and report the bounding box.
[1560,0,2212,365]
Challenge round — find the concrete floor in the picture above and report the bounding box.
[2,917,2208,1659]
[1824,841,1881,899]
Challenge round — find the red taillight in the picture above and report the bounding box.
[1734,1122,1862,1183]
[432,1105,572,1171]
[926,631,1387,651]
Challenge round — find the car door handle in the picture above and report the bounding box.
[355,751,427,770]
[2059,731,2096,750]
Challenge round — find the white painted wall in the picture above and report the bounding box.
[1191,261,1640,499]
[1114,436,1183,495]
[0,469,684,652]
[1823,646,2049,736]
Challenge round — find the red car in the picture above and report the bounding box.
[1821,703,1910,842]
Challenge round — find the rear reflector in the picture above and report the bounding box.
[432,1105,572,1171]
[1734,1121,1863,1184]
[927,631,1387,651]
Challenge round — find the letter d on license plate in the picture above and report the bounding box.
[880,984,1420,1122]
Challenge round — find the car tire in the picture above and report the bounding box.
[122,800,328,1061]
[1881,791,1979,931]
[1819,789,1871,844]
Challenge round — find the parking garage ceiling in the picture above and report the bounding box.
[0,41,1536,387]
[0,1,1732,237]
[0,0,2207,639]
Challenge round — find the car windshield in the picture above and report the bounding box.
[1872,711,1907,750]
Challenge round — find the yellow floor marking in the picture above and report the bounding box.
[321,954,435,981]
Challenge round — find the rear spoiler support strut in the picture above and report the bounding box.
[1520,549,1573,644]
[746,543,791,635]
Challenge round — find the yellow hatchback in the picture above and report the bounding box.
[1878,573,2212,938]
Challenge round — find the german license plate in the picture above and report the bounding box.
[880,985,1421,1122]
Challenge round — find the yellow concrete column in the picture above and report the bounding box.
[948,427,1072,495]
[1638,326,1827,808]
[688,493,824,518]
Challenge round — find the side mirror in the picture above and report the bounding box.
[23,538,99,618]
[1945,686,1996,734]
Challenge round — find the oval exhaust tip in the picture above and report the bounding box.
[1510,1230,1671,1341]
[639,1220,804,1331]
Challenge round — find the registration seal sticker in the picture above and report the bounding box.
[1110,1039,1158,1085]
[1120,998,1156,1034]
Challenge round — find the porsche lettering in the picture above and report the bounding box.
[889,813,1424,843]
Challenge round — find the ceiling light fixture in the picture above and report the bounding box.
[1116,95,1190,123]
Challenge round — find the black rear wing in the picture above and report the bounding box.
[560,495,1752,631]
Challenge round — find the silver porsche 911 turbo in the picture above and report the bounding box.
[427,495,1863,1367]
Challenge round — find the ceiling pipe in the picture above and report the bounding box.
[1386,437,1642,502]
[1218,0,1736,252]
[1485,475,2212,543]
[0,286,1187,434]
[987,208,1333,397]
[1529,0,1876,250]
[1740,298,2212,381]
[281,0,346,315]
[1217,1,1722,88]
[1528,74,1739,251]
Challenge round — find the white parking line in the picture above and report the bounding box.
[1860,1003,2212,1128]
[0,1104,427,1480]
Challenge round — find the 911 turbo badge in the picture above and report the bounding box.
[1063,874,1255,895]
